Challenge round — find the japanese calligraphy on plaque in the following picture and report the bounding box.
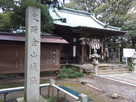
[52,49,58,64]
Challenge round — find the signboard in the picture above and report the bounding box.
[123,48,135,58]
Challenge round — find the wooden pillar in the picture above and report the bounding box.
[89,44,92,59]
[82,45,85,64]
[101,40,104,60]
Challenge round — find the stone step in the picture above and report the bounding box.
[98,68,129,72]
[98,70,130,73]
[98,69,131,75]
[98,71,131,75]
[81,63,130,75]
[98,66,127,70]
[98,66,131,75]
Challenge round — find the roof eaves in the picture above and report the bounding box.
[106,25,121,31]
[89,15,122,31]
[72,26,126,34]
[54,8,67,23]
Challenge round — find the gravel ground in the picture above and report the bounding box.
[80,73,136,102]
[100,73,136,85]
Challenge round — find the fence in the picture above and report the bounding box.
[0,79,89,102]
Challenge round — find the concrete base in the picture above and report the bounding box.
[17,95,46,102]
[17,97,24,102]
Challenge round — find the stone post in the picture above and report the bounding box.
[48,79,55,97]
[78,94,87,102]
[132,52,136,73]
[17,6,45,102]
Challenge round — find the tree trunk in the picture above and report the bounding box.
[132,37,136,49]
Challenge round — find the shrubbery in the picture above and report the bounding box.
[57,67,83,79]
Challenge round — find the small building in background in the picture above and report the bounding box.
[0,32,68,74]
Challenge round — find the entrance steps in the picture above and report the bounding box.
[61,63,132,75]
[81,63,131,75]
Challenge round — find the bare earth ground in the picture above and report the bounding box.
[0,73,136,102]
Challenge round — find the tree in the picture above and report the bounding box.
[0,0,15,13]
[65,0,133,27]
[121,0,136,49]
[0,0,53,33]
[94,0,133,27]
[0,12,13,29]
[65,0,99,13]
[127,0,136,20]
[11,0,53,33]
[122,20,136,49]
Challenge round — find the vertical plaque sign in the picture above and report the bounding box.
[25,6,41,101]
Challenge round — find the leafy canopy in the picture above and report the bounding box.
[122,20,136,37]
[94,0,133,27]
[122,20,136,48]
[12,0,53,33]
[65,0,133,27]
[0,12,13,29]
[0,0,14,13]
[65,0,98,13]
[0,0,53,33]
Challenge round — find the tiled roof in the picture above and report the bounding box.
[0,32,68,44]
[49,6,124,32]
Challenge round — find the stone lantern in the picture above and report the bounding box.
[90,50,100,75]
[132,52,136,73]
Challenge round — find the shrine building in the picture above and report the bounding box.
[49,6,126,64]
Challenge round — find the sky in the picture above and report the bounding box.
[0,8,2,13]
[59,0,71,4]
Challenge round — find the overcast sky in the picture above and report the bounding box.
[59,0,70,4]
[0,8,2,13]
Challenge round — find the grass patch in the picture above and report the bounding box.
[57,67,83,79]
[56,81,108,102]
[0,81,24,89]
[127,65,134,71]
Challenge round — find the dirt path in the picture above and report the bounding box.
[80,74,136,102]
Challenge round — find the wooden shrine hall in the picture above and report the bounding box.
[49,5,126,64]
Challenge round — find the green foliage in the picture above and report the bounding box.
[127,65,134,71]
[57,67,83,79]
[122,20,136,48]
[94,0,133,27]
[0,12,13,29]
[122,20,136,37]
[0,0,53,33]
[0,0,14,13]
[45,96,54,102]
[65,0,99,13]
[65,0,133,27]
[128,0,136,19]
[10,0,53,33]
[121,38,132,48]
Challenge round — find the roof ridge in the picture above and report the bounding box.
[89,15,106,27]
[60,7,93,16]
